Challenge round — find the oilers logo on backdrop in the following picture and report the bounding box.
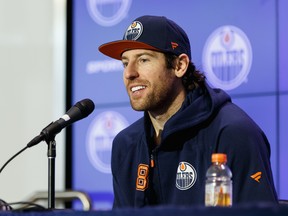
[202,25,253,90]
[176,162,197,190]
[124,21,143,40]
[86,111,129,173]
[86,0,132,26]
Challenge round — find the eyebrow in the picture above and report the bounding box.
[121,51,157,61]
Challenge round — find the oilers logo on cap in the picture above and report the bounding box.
[176,162,197,190]
[124,21,143,41]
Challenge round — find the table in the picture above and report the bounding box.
[0,203,288,216]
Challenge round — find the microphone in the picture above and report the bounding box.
[27,98,95,147]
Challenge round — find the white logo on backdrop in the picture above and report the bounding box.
[86,111,129,173]
[202,25,253,90]
[87,0,132,26]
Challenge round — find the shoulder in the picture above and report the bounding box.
[113,117,145,147]
[217,102,262,131]
[112,117,145,159]
[111,117,145,173]
[215,102,270,154]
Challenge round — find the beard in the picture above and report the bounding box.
[128,79,180,115]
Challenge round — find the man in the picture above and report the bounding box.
[98,15,278,208]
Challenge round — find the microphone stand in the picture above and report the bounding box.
[46,138,56,209]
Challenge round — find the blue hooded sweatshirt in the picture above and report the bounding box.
[111,84,278,208]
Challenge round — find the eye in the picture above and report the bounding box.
[122,61,128,68]
[139,57,149,64]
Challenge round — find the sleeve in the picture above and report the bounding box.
[110,129,143,208]
[111,134,128,208]
[216,119,278,204]
[112,172,122,208]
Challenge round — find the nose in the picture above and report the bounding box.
[123,62,139,80]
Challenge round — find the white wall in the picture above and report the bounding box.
[0,0,66,205]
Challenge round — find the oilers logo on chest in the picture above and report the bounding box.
[176,162,197,190]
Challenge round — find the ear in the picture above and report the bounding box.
[175,54,190,78]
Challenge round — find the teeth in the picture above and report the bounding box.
[131,86,145,92]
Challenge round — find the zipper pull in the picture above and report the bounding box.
[150,154,155,168]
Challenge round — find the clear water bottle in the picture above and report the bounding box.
[205,153,232,206]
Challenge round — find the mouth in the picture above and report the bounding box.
[131,85,146,93]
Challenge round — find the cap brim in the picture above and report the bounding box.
[98,40,161,60]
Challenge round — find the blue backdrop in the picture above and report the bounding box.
[68,0,288,209]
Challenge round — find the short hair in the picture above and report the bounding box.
[164,53,206,91]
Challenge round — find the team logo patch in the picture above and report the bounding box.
[124,21,143,40]
[176,162,197,190]
[202,25,253,90]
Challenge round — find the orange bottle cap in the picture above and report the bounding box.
[212,153,227,163]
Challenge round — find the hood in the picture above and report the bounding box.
[162,83,231,139]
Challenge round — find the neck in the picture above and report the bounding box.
[148,90,186,145]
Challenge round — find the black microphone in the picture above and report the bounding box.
[27,98,95,147]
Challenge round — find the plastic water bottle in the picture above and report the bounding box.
[205,153,232,206]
